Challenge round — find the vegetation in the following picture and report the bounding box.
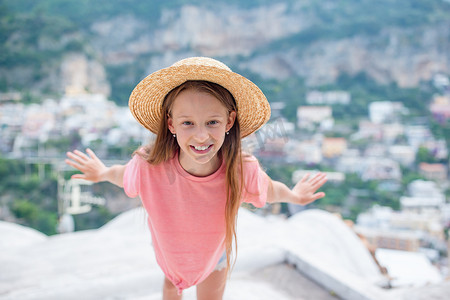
[1,0,450,97]
[430,119,450,151]
[72,205,114,231]
[0,10,79,67]
[106,63,147,106]
[0,155,118,234]
[0,156,58,234]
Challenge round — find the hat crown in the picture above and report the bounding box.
[171,57,232,72]
[129,56,270,138]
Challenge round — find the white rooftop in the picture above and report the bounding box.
[375,248,442,287]
[1,208,448,299]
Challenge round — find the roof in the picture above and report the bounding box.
[375,249,442,287]
[1,208,448,299]
[419,163,447,172]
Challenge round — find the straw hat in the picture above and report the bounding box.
[128,57,271,138]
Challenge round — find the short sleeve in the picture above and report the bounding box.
[241,156,270,208]
[123,154,142,198]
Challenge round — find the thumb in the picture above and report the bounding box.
[313,192,326,201]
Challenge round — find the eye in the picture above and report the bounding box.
[207,120,219,125]
[182,121,193,126]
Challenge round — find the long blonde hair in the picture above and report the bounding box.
[138,80,243,271]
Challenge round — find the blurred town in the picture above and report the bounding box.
[1,71,450,288]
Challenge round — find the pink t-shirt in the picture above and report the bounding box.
[123,151,269,294]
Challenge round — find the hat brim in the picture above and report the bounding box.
[128,64,270,138]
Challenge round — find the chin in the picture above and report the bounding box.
[193,153,216,164]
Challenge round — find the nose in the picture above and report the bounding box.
[194,126,209,142]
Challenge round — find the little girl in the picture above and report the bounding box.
[65,57,327,300]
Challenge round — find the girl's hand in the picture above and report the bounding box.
[65,148,108,182]
[291,172,327,205]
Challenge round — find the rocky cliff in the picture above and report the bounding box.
[91,2,450,88]
[1,0,450,101]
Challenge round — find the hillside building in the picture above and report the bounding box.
[419,163,448,182]
[388,145,416,166]
[306,90,351,105]
[369,101,405,124]
[293,140,323,164]
[321,137,348,158]
[354,226,421,252]
[297,106,333,129]
[351,120,383,141]
[430,95,450,123]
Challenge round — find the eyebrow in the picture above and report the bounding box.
[176,115,225,119]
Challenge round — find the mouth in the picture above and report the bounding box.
[190,144,213,154]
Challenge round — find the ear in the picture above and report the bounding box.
[226,111,237,132]
[167,114,175,134]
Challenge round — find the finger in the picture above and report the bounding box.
[65,158,83,171]
[300,173,310,183]
[310,172,326,181]
[310,173,327,187]
[66,152,86,165]
[86,148,100,162]
[311,179,327,191]
[318,174,328,186]
[74,149,90,161]
[71,174,86,180]
[303,192,326,205]
[313,191,326,200]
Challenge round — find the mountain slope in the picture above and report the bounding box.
[1,0,449,104]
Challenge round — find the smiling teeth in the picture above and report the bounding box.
[194,145,209,151]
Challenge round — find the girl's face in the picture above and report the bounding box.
[168,89,236,176]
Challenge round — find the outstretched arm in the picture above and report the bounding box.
[267,172,327,205]
[65,148,126,188]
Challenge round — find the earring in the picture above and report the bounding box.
[173,134,176,138]
[226,131,229,135]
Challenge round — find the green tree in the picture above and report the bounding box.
[416,146,437,164]
[10,198,58,235]
[11,199,39,221]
